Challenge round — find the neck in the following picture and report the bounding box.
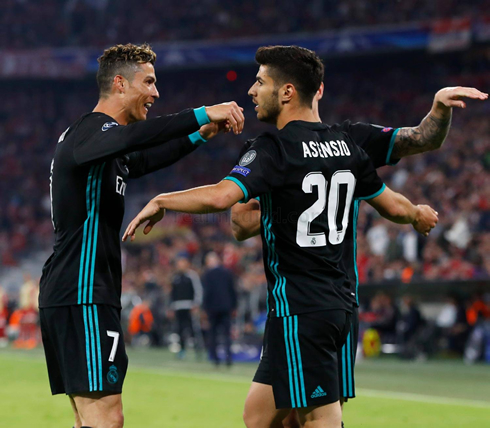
[276,103,318,130]
[93,96,129,125]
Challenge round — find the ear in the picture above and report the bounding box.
[316,82,324,101]
[281,83,295,104]
[113,75,126,94]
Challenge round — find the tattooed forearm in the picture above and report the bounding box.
[392,111,452,159]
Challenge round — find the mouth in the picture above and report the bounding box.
[144,102,153,113]
[252,100,259,111]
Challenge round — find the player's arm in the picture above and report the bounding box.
[74,102,244,165]
[230,199,261,241]
[355,145,438,236]
[391,87,487,159]
[122,180,245,241]
[126,122,227,178]
[367,186,438,236]
[123,135,283,241]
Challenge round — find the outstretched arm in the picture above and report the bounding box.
[122,180,244,241]
[392,87,487,159]
[75,102,244,165]
[367,187,438,236]
[230,199,261,241]
[127,122,229,178]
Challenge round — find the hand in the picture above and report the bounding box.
[205,102,245,135]
[412,205,438,236]
[122,198,165,242]
[198,121,231,140]
[433,87,488,110]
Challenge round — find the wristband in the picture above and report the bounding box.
[193,106,210,126]
[188,131,208,146]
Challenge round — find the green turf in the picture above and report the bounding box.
[1,348,489,427]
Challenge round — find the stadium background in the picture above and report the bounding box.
[0,1,489,426]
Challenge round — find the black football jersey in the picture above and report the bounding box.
[225,120,391,317]
[333,121,399,306]
[39,108,206,308]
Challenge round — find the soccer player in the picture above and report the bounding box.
[122,46,439,427]
[231,70,487,428]
[39,43,245,428]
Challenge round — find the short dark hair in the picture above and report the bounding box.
[255,45,324,106]
[96,43,157,98]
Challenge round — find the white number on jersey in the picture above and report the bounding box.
[296,170,356,247]
[107,331,120,362]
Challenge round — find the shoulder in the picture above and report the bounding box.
[330,119,378,137]
[67,113,116,142]
[248,131,283,153]
[329,119,352,133]
[236,132,281,163]
[82,113,118,131]
[72,113,118,137]
[247,131,278,147]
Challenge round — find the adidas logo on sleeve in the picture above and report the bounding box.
[311,386,327,398]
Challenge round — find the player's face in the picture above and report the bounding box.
[248,65,281,125]
[125,62,159,123]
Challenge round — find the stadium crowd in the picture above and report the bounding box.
[0,0,487,49]
[0,53,489,282]
[1,44,489,361]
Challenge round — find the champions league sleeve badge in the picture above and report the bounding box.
[239,150,257,166]
[102,122,119,132]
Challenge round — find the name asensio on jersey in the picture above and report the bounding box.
[302,140,351,158]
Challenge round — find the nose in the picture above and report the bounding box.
[248,84,256,97]
[152,85,160,99]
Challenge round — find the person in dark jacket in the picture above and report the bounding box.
[169,256,203,358]
[201,252,237,366]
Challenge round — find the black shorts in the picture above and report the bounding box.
[254,310,351,409]
[40,304,128,395]
[254,307,359,402]
[339,307,358,400]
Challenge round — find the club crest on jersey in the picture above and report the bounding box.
[102,122,119,132]
[107,365,119,385]
[239,150,257,166]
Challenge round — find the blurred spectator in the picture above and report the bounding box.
[466,292,490,326]
[0,285,8,346]
[369,292,399,344]
[169,256,203,358]
[464,292,490,363]
[201,252,237,366]
[19,274,38,311]
[128,301,154,346]
[435,294,469,355]
[141,269,166,347]
[397,295,425,359]
[0,1,487,49]
[366,218,389,256]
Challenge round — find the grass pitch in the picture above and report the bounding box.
[1,348,489,427]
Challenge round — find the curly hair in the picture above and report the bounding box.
[96,43,157,98]
[255,45,324,107]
